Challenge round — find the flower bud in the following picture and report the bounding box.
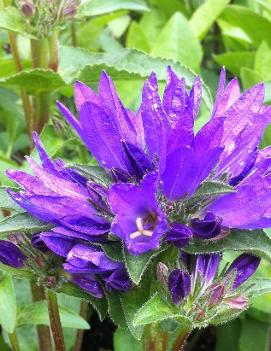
[0,240,26,268]
[209,283,224,306]
[225,254,260,289]
[191,212,222,239]
[19,1,35,17]
[225,296,248,310]
[156,262,169,290]
[166,223,192,248]
[168,269,191,305]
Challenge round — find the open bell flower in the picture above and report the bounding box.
[54,67,271,255]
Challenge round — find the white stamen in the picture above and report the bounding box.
[130,217,154,239]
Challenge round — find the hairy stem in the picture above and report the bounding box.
[8,331,20,351]
[31,283,53,351]
[72,301,89,351]
[46,289,66,351]
[31,38,51,132]
[48,32,59,72]
[7,31,33,146]
[71,22,77,47]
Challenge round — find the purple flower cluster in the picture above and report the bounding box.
[167,253,260,313]
[2,67,267,298]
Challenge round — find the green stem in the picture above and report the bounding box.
[31,283,53,351]
[48,32,59,72]
[31,38,49,69]
[70,22,77,47]
[143,323,192,351]
[7,31,34,146]
[142,323,169,351]
[72,301,89,351]
[30,38,51,132]
[46,289,66,351]
[8,331,20,351]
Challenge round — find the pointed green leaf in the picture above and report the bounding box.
[106,292,127,328]
[213,51,255,76]
[151,12,203,72]
[59,47,213,110]
[77,0,149,18]
[254,41,271,81]
[58,283,108,321]
[218,5,271,47]
[192,181,235,198]
[123,246,166,285]
[17,301,90,329]
[0,273,17,333]
[121,277,151,340]
[0,186,24,213]
[101,241,123,262]
[0,69,67,94]
[185,229,271,262]
[0,213,52,237]
[70,164,112,186]
[240,67,263,90]
[189,0,231,40]
[133,293,184,327]
[0,6,36,38]
[0,264,33,279]
[243,279,271,298]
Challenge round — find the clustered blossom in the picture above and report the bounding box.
[166,253,260,315]
[2,67,269,300]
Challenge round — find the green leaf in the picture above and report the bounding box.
[17,301,90,329]
[213,52,255,76]
[70,164,112,186]
[121,277,151,340]
[133,293,181,326]
[0,186,24,213]
[254,41,271,80]
[59,47,213,110]
[58,283,108,321]
[106,292,127,328]
[114,328,142,351]
[0,213,51,237]
[0,69,67,94]
[244,279,271,298]
[151,12,203,72]
[0,273,17,333]
[101,241,123,262]
[123,247,165,285]
[0,6,35,38]
[192,181,235,198]
[240,67,263,89]
[239,316,269,351]
[185,229,271,262]
[218,5,271,47]
[0,264,33,279]
[126,21,150,52]
[77,0,149,18]
[190,0,231,40]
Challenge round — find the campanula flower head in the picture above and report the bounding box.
[3,67,269,300]
[55,66,271,255]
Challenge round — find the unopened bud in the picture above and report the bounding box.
[209,284,224,306]
[156,262,169,290]
[225,296,248,310]
[19,1,35,17]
